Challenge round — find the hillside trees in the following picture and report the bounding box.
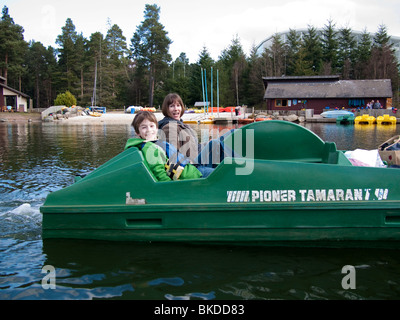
[161,53,191,105]
[26,41,57,108]
[0,4,398,110]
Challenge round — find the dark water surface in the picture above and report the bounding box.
[1,121,400,300]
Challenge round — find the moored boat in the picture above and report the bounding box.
[183,120,200,124]
[84,108,102,117]
[40,121,400,247]
[377,114,397,125]
[321,110,354,119]
[355,114,376,125]
[238,118,255,124]
[336,114,355,125]
[199,119,215,124]
[255,117,272,122]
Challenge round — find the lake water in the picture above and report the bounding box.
[1,121,400,301]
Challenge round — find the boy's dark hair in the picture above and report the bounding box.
[131,111,158,134]
[161,93,185,118]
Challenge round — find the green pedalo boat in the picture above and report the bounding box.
[41,121,400,246]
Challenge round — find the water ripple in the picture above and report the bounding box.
[0,203,42,240]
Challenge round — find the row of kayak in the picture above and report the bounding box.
[187,107,239,113]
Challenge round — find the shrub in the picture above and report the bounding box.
[54,91,77,107]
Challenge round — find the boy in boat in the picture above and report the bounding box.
[125,111,211,181]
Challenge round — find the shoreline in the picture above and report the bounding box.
[0,111,245,125]
[0,112,42,122]
[4,110,395,125]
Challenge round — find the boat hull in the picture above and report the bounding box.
[42,203,400,245]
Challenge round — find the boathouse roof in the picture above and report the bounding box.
[0,82,30,99]
[263,76,392,99]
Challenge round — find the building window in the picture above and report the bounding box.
[275,99,288,107]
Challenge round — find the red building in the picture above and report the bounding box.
[263,75,393,114]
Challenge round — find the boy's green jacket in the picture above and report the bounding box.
[124,138,202,182]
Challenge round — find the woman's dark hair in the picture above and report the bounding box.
[161,93,185,118]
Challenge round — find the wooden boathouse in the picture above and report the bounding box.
[263,75,393,114]
[0,76,30,112]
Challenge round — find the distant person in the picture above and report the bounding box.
[373,100,382,109]
[370,100,375,109]
[125,111,212,181]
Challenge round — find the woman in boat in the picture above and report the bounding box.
[125,111,211,181]
[158,93,229,168]
[158,93,199,162]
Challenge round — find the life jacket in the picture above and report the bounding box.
[142,140,190,181]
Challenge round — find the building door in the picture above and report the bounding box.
[5,96,16,111]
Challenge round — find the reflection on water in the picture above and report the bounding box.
[304,123,399,151]
[1,121,400,300]
[2,239,399,300]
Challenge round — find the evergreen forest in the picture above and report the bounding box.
[1,4,399,110]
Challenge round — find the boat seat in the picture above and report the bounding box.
[223,120,350,164]
[76,147,153,182]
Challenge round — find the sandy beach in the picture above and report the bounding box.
[0,110,242,124]
[51,111,240,125]
[63,111,139,124]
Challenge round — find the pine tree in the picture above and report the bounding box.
[130,4,172,107]
[219,35,246,106]
[27,41,48,108]
[285,29,302,76]
[353,29,372,79]
[244,45,265,107]
[86,32,107,106]
[56,18,80,93]
[321,20,339,75]
[0,6,27,88]
[374,24,392,47]
[163,53,191,105]
[368,25,399,88]
[337,27,357,79]
[292,47,314,76]
[74,34,87,103]
[105,24,128,107]
[186,47,214,106]
[302,25,322,74]
[269,33,286,77]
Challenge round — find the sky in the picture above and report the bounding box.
[3,0,400,63]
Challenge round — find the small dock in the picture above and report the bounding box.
[182,113,241,125]
[306,116,336,123]
[214,115,240,124]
